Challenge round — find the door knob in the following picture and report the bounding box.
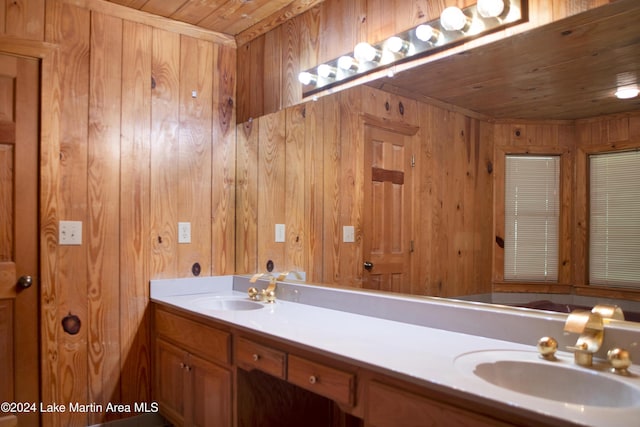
[17,275,33,289]
[363,261,373,271]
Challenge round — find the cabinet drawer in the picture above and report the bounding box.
[236,337,286,379]
[287,355,355,406]
[367,381,512,427]
[155,308,230,366]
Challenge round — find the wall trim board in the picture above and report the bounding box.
[0,36,56,58]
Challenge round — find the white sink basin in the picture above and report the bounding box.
[192,296,264,311]
[455,350,640,408]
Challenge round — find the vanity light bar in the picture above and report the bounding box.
[299,0,527,97]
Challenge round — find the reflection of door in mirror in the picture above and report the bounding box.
[362,124,413,293]
[0,53,39,427]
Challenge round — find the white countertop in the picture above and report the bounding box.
[151,276,640,427]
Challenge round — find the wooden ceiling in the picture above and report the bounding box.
[369,0,640,121]
[105,0,324,45]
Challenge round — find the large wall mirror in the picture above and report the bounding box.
[235,1,640,323]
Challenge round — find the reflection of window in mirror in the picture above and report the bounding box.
[589,151,640,288]
[504,155,560,282]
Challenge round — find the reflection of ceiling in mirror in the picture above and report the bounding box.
[368,0,640,121]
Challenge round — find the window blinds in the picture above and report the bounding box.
[504,155,560,282]
[589,151,640,288]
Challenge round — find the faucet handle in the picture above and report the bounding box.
[592,304,625,321]
[608,348,632,376]
[537,336,558,361]
[248,287,261,301]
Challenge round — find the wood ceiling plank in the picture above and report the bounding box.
[371,0,640,120]
[171,0,229,25]
[141,0,188,18]
[199,0,293,35]
[107,0,148,8]
[236,0,325,47]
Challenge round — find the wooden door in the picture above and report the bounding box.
[155,339,187,426]
[188,352,232,427]
[362,124,413,293]
[0,54,39,426]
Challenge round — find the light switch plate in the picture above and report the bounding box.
[275,224,286,242]
[343,225,355,243]
[178,222,191,244]
[59,220,82,245]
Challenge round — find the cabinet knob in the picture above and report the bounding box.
[252,353,260,362]
[180,362,186,369]
[308,375,317,384]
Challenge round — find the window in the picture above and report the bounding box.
[504,155,560,282]
[589,151,640,287]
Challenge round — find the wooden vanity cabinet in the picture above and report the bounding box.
[153,304,527,427]
[154,306,232,427]
[365,380,513,427]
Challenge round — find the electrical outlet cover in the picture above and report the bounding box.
[343,225,355,243]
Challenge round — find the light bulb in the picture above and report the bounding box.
[440,6,469,32]
[615,85,639,99]
[297,71,316,86]
[354,42,381,63]
[337,56,358,71]
[386,36,410,54]
[415,24,440,43]
[317,64,336,78]
[477,0,505,18]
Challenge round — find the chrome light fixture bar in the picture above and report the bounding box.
[299,0,527,97]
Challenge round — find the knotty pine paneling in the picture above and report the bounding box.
[236,85,494,294]
[39,2,236,425]
[1,0,45,41]
[41,1,91,426]
[257,109,286,272]
[212,43,236,275]
[236,0,611,123]
[178,35,213,277]
[236,118,259,274]
[119,19,152,409]
[87,12,123,424]
[150,28,180,278]
[415,105,494,298]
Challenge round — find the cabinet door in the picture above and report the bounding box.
[188,352,232,427]
[155,339,187,426]
[367,381,511,427]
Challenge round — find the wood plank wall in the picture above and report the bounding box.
[236,0,610,123]
[0,0,45,41]
[236,85,495,297]
[36,1,236,425]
